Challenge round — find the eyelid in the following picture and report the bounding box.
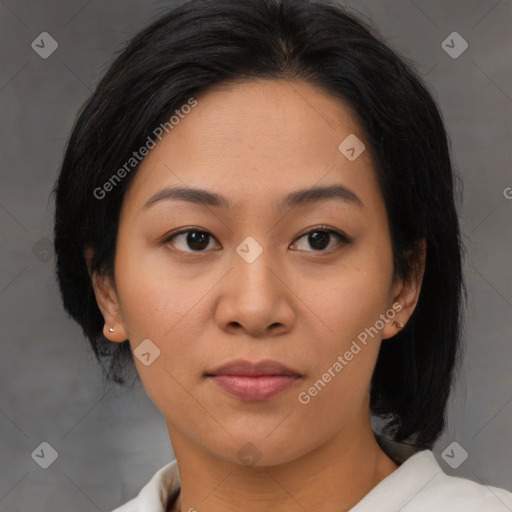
[162,226,209,241]
[295,224,350,243]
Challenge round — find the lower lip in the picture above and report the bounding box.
[208,375,301,401]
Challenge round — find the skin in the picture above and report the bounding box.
[87,79,426,512]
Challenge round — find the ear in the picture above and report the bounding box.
[84,247,128,343]
[382,238,426,340]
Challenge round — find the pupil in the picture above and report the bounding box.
[188,231,208,250]
[309,231,329,250]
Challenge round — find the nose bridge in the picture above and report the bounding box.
[232,234,279,301]
[216,233,290,335]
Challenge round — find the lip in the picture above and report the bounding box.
[205,359,303,401]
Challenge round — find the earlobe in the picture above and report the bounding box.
[85,247,128,343]
[382,238,426,340]
[382,313,406,340]
[102,323,128,343]
[391,320,404,329]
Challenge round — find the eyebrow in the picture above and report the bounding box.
[142,183,364,211]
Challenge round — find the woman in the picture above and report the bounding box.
[52,0,512,510]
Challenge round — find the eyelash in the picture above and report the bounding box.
[162,225,350,254]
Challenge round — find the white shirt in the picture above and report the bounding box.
[111,449,512,511]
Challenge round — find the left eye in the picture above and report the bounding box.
[291,228,348,252]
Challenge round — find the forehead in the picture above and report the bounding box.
[121,79,381,216]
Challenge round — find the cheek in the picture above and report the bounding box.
[113,240,198,338]
[113,242,212,398]
[315,246,394,342]
[293,278,390,436]
[302,239,394,398]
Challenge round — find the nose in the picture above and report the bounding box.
[214,240,295,338]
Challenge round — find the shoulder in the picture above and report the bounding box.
[416,459,512,511]
[351,449,512,512]
[110,460,180,512]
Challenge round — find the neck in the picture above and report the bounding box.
[167,401,399,512]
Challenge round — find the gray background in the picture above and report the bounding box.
[1,0,511,510]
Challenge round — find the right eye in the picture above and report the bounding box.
[163,228,221,252]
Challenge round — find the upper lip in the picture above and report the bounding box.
[206,359,302,377]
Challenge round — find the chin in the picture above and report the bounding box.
[209,429,308,468]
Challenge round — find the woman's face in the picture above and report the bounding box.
[91,79,423,467]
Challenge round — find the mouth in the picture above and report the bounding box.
[205,359,303,401]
